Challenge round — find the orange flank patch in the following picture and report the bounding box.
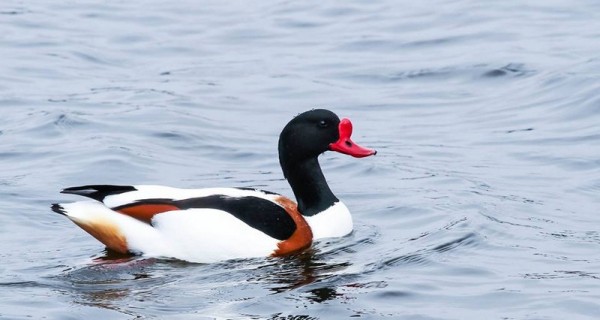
[272,196,313,256]
[72,218,129,254]
[116,204,179,224]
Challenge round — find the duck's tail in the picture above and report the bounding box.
[51,201,153,254]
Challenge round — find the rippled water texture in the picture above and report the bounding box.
[1,0,599,319]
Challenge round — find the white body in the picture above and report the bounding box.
[60,200,280,263]
[57,185,354,263]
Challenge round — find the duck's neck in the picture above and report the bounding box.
[281,156,338,217]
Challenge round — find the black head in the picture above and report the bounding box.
[278,109,376,171]
[278,109,341,164]
[277,109,376,215]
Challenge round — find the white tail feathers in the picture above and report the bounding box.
[53,201,168,255]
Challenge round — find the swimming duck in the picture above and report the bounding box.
[52,109,376,263]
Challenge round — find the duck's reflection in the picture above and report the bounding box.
[59,245,355,319]
[305,287,342,303]
[59,250,159,313]
[251,247,353,304]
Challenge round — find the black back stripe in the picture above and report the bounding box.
[176,195,296,240]
[113,195,296,241]
[61,185,137,202]
[234,187,280,196]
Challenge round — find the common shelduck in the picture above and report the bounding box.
[52,109,376,263]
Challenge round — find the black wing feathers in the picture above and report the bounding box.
[112,195,296,241]
[61,185,137,201]
[175,195,296,240]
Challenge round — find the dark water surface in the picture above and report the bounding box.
[1,0,599,319]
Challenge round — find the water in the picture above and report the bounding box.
[1,0,599,319]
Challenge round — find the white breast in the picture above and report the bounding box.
[304,202,353,240]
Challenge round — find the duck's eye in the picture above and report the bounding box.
[318,120,329,128]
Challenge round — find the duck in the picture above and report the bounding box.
[52,109,376,263]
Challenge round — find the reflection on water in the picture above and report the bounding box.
[60,257,157,313]
[53,224,399,317]
[59,245,354,308]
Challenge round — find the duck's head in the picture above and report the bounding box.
[278,109,376,166]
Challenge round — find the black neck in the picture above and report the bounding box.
[280,156,338,217]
